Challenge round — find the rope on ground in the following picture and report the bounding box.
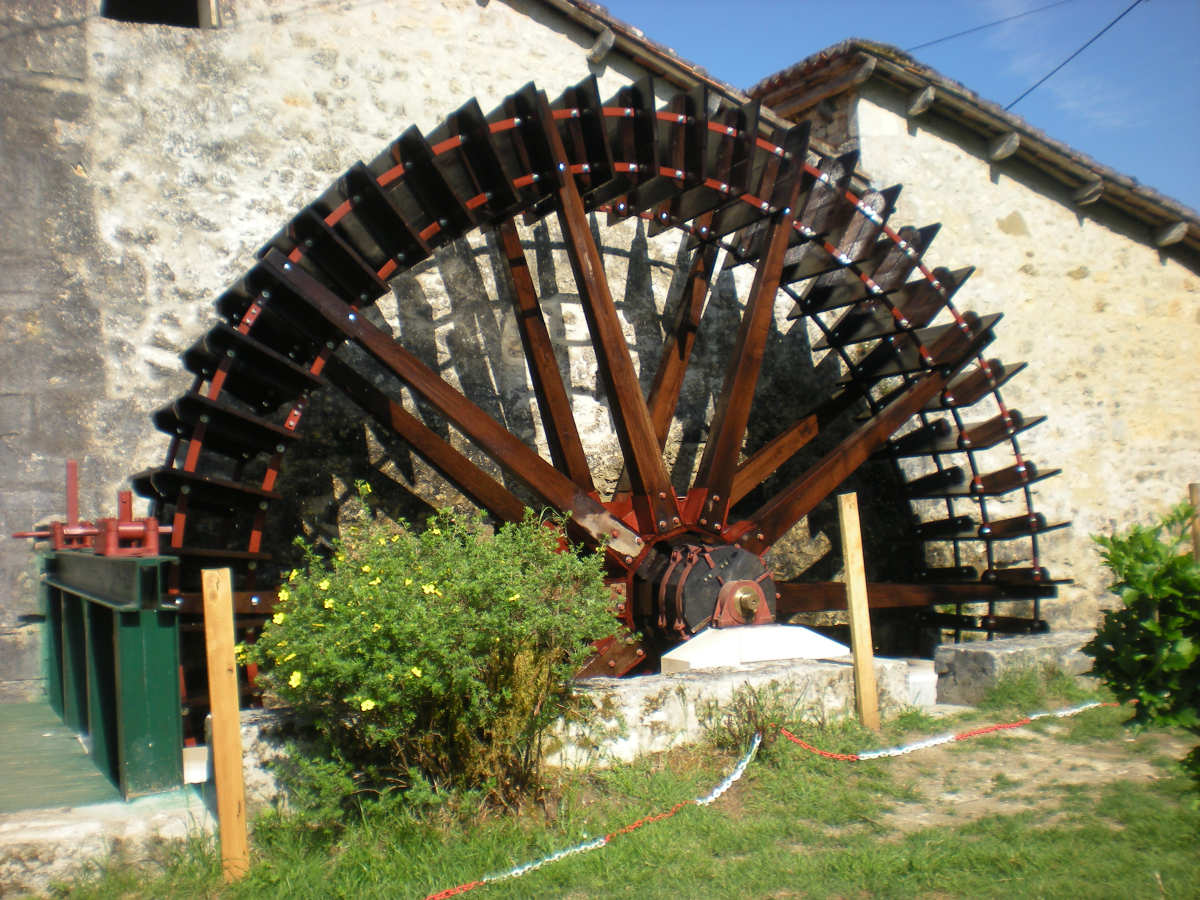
[423,733,761,900]
[780,701,1117,762]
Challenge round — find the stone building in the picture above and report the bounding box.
[1,2,1196,699]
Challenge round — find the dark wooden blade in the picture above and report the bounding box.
[534,91,678,534]
[730,371,946,553]
[322,355,527,523]
[259,247,642,560]
[691,187,804,528]
[495,218,594,491]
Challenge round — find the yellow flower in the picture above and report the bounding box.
[410,666,423,678]
[288,670,303,688]
[372,623,381,632]
[336,554,345,562]
[390,535,400,543]
[272,612,286,625]
[324,598,335,610]
[287,569,299,583]
[312,623,325,628]
[404,578,413,586]
[378,537,387,546]
[368,577,381,586]
[234,642,247,662]
[283,652,296,662]
[361,565,371,573]
[277,587,290,602]
[507,593,521,603]
[429,528,441,536]
[275,640,287,648]
[422,583,438,595]
[359,699,376,712]
[317,579,331,591]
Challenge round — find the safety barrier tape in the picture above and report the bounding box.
[426,700,1116,897]
[424,733,762,900]
[780,700,1116,761]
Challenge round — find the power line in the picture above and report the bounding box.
[1005,0,1146,110]
[905,0,1079,53]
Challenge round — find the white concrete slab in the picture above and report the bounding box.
[660,624,849,674]
[904,658,937,708]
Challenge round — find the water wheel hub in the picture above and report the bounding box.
[632,542,777,639]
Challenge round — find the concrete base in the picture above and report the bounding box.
[0,789,215,897]
[551,656,909,765]
[905,658,937,708]
[934,631,1095,705]
[660,624,849,673]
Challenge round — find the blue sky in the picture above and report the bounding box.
[595,0,1200,212]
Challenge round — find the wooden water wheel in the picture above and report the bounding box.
[133,76,1067,689]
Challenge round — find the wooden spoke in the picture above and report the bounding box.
[536,92,679,534]
[729,414,817,505]
[494,218,594,491]
[691,198,802,527]
[645,222,720,446]
[322,355,526,523]
[261,248,642,559]
[729,371,947,553]
[775,580,1053,616]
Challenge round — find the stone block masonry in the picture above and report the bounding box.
[934,631,1094,705]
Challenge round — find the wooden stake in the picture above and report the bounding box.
[838,492,880,732]
[1189,483,1200,562]
[202,568,249,882]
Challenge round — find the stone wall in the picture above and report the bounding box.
[853,80,1200,627]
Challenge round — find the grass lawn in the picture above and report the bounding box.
[53,683,1200,899]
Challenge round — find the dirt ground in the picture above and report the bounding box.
[878,718,1194,832]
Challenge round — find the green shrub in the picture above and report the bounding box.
[1084,503,1199,788]
[248,501,618,815]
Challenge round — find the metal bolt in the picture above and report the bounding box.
[250,595,260,606]
[348,312,357,321]
[283,262,292,270]
[624,555,633,564]
[658,520,667,530]
[700,518,707,525]
[672,516,680,526]
[756,532,764,541]
[658,491,667,500]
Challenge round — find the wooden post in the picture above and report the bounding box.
[202,568,249,882]
[838,492,880,732]
[1189,483,1200,562]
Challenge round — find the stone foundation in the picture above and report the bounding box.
[934,631,1094,705]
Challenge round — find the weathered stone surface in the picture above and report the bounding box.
[0,623,42,702]
[553,657,909,765]
[933,631,1094,705]
[0,789,214,898]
